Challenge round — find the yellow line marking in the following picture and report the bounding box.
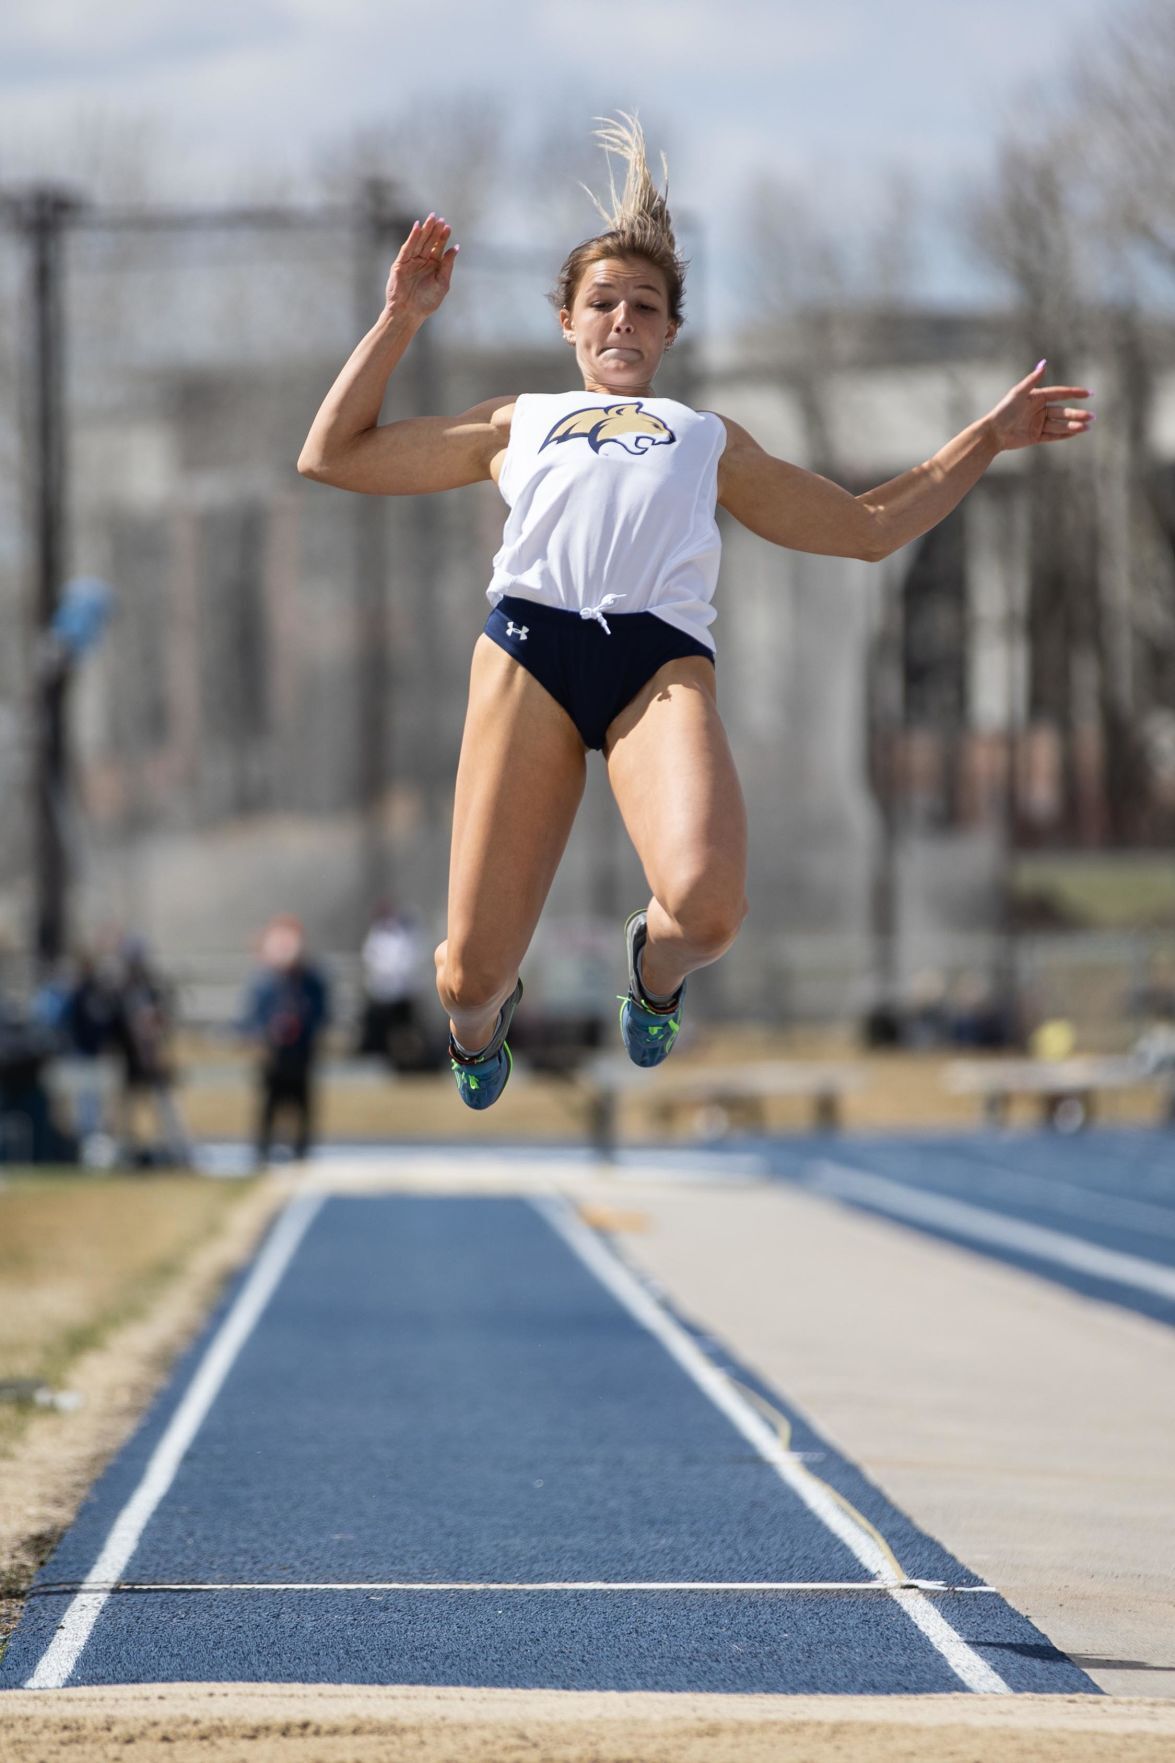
[729,1381,913,1588]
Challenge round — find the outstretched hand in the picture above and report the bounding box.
[384,214,458,322]
[987,360,1094,453]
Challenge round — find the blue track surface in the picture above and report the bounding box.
[757,1128,1175,1327]
[3,1188,1098,1695]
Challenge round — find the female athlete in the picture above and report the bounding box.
[298,115,1094,1110]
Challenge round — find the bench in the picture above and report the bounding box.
[582,1057,867,1158]
[943,1055,1160,1129]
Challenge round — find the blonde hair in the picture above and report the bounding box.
[552,112,687,324]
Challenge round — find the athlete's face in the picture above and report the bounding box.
[560,257,678,394]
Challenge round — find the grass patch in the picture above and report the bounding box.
[1013,852,1175,929]
[0,1172,255,1459]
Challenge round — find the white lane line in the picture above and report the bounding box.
[533,1196,1010,1696]
[30,1579,997,1594]
[868,1153,1175,1240]
[24,1191,325,1691]
[806,1161,1175,1302]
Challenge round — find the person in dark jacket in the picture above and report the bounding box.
[63,950,121,1146]
[110,936,192,1168]
[241,916,331,1164]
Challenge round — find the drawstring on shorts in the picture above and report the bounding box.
[578,594,627,636]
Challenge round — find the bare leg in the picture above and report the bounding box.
[605,657,748,999]
[436,635,588,1052]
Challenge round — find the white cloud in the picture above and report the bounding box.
[0,2,295,83]
[533,0,850,79]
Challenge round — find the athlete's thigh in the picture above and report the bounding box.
[604,657,747,908]
[446,634,587,968]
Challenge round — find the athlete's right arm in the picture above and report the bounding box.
[297,213,512,495]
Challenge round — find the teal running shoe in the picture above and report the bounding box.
[449,979,523,1110]
[619,909,686,1068]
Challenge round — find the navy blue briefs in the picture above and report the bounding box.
[484,595,715,751]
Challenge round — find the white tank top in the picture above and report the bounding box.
[487,391,727,648]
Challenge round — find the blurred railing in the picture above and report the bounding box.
[134,926,1175,1045]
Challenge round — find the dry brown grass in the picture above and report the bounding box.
[0,1174,255,1459]
[173,1032,1167,1143]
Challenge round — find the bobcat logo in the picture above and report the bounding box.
[540,401,676,457]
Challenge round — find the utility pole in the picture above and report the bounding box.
[9,186,83,969]
[867,572,903,1011]
[353,179,404,919]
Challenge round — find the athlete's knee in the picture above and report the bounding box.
[662,883,747,955]
[698,893,748,955]
[435,946,515,1017]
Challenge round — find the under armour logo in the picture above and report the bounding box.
[506,620,528,641]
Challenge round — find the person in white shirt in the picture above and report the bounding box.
[359,902,427,1071]
[299,114,1094,1111]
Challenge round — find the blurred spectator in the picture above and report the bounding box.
[863,969,1017,1051]
[357,901,429,1071]
[31,959,73,1038]
[861,993,902,1048]
[0,989,76,1165]
[947,970,1015,1050]
[63,950,121,1148]
[110,936,192,1168]
[903,969,950,1050]
[241,915,331,1165]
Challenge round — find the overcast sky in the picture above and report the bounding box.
[0,0,1120,328]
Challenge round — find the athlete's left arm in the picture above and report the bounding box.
[715,363,1093,562]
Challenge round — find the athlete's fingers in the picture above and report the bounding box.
[406,214,437,255]
[402,218,451,274]
[393,221,426,266]
[415,217,449,262]
[1041,416,1092,439]
[1035,386,1092,400]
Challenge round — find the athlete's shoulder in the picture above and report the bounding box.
[462,395,516,426]
[702,411,756,451]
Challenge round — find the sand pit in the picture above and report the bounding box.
[5,1684,1175,1762]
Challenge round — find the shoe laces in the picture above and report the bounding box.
[618,994,681,1033]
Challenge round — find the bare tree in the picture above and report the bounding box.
[961,117,1120,838]
[314,94,507,242]
[1064,0,1175,841]
[959,0,1175,844]
[740,163,922,466]
[1070,0,1175,289]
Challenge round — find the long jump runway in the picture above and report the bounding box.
[2,1189,1099,1696]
